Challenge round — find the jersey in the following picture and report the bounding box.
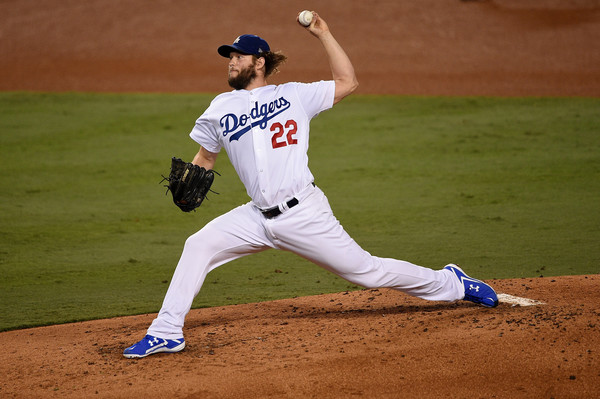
[190,80,335,209]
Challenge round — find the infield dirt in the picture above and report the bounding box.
[1,1,599,398]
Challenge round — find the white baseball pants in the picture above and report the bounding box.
[148,184,464,339]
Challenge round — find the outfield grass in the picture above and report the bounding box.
[0,92,598,331]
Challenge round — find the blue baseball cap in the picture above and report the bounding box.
[218,34,270,58]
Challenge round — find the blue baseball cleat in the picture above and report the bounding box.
[445,264,499,308]
[123,334,185,358]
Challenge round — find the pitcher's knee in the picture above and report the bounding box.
[183,228,222,254]
[339,262,387,289]
[337,272,381,289]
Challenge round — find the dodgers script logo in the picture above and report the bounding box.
[220,97,290,142]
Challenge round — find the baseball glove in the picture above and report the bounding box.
[162,157,216,212]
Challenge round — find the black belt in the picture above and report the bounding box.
[260,183,315,219]
[261,197,299,219]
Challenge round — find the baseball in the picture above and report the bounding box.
[298,10,314,27]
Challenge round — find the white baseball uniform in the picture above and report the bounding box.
[147,81,463,339]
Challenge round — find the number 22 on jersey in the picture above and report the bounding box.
[271,120,298,149]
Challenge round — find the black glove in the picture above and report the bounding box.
[162,157,216,212]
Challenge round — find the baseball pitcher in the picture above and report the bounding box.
[124,11,498,359]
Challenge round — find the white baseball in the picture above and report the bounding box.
[298,10,313,27]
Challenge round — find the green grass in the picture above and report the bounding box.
[0,92,598,331]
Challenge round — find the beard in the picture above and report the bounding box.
[228,62,257,90]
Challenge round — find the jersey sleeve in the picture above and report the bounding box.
[294,80,336,119]
[189,106,222,154]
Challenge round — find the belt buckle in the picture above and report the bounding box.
[261,206,281,219]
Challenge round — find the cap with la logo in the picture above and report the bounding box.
[218,34,270,58]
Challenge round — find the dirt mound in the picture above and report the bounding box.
[1,275,598,398]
